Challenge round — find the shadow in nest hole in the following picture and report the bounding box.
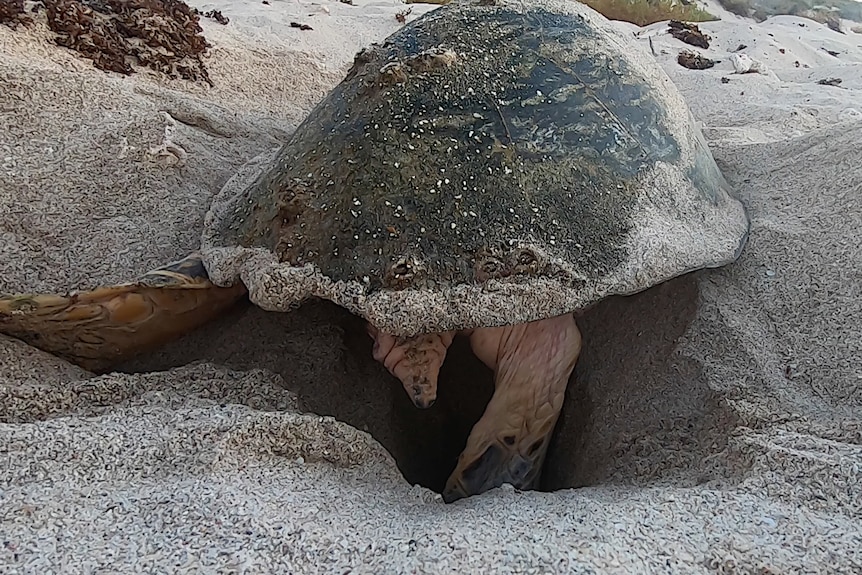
[122,270,738,495]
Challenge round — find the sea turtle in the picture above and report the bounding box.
[0,0,749,502]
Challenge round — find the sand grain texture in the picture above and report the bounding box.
[1,0,861,572]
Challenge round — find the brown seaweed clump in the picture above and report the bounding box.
[0,0,32,28]
[195,8,228,25]
[668,19,711,49]
[39,0,215,85]
[678,49,716,69]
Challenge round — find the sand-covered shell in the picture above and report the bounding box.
[203,0,750,336]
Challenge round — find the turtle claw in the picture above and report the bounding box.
[411,389,436,409]
[136,251,212,288]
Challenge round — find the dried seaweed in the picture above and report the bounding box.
[678,49,716,69]
[194,7,228,25]
[10,0,216,85]
[668,20,711,49]
[0,0,32,27]
[817,77,842,86]
[395,7,411,23]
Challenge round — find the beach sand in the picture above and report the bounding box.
[1,0,860,572]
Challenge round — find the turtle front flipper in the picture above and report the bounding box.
[442,313,582,503]
[0,253,246,372]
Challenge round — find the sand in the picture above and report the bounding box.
[1,0,861,572]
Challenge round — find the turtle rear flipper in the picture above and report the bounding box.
[0,254,246,372]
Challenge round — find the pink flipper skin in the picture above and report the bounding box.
[368,313,581,502]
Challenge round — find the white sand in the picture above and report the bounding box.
[1,0,861,572]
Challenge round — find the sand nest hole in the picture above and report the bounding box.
[119,271,742,496]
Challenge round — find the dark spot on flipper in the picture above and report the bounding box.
[507,456,532,485]
[503,435,516,446]
[461,444,503,487]
[447,443,540,502]
[528,438,545,456]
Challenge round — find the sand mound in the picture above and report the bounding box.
[1,0,860,572]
